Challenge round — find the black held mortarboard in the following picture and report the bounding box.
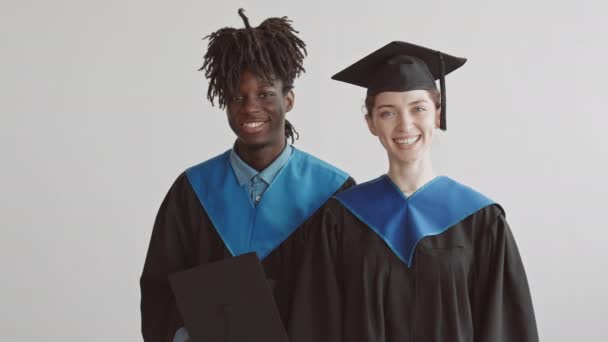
[331,41,466,130]
[169,253,289,342]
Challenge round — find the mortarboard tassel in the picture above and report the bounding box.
[438,51,447,130]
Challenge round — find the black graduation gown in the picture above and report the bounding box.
[293,175,539,342]
[140,149,355,342]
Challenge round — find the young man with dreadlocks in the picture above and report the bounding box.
[140,9,355,342]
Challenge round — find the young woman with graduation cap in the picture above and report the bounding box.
[139,9,355,342]
[297,41,539,341]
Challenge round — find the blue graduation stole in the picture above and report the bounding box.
[334,175,494,267]
[185,148,349,260]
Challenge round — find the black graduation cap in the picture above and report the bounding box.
[169,252,289,342]
[331,41,466,130]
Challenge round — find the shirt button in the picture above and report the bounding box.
[255,195,261,203]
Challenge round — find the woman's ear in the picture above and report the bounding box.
[365,114,378,136]
[435,108,441,128]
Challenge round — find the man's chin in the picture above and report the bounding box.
[236,137,269,150]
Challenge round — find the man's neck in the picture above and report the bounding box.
[235,140,287,172]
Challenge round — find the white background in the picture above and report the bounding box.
[1,0,607,341]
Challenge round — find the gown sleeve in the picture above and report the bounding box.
[472,212,539,342]
[288,196,400,342]
[140,174,193,342]
[263,178,355,342]
[284,198,345,342]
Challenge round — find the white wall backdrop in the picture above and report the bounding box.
[1,0,606,341]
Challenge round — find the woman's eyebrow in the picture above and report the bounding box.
[407,99,430,106]
[375,104,398,110]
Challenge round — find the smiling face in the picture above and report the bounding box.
[366,90,440,165]
[226,70,294,151]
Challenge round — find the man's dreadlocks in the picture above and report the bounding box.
[200,9,307,143]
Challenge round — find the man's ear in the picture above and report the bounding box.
[284,89,295,112]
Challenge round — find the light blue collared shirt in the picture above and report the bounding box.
[229,143,293,206]
[173,143,293,342]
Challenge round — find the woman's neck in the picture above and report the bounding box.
[387,157,436,197]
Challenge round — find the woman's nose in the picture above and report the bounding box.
[396,112,414,130]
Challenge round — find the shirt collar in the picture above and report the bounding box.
[229,143,293,186]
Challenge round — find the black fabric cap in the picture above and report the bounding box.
[169,252,289,342]
[331,41,466,130]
